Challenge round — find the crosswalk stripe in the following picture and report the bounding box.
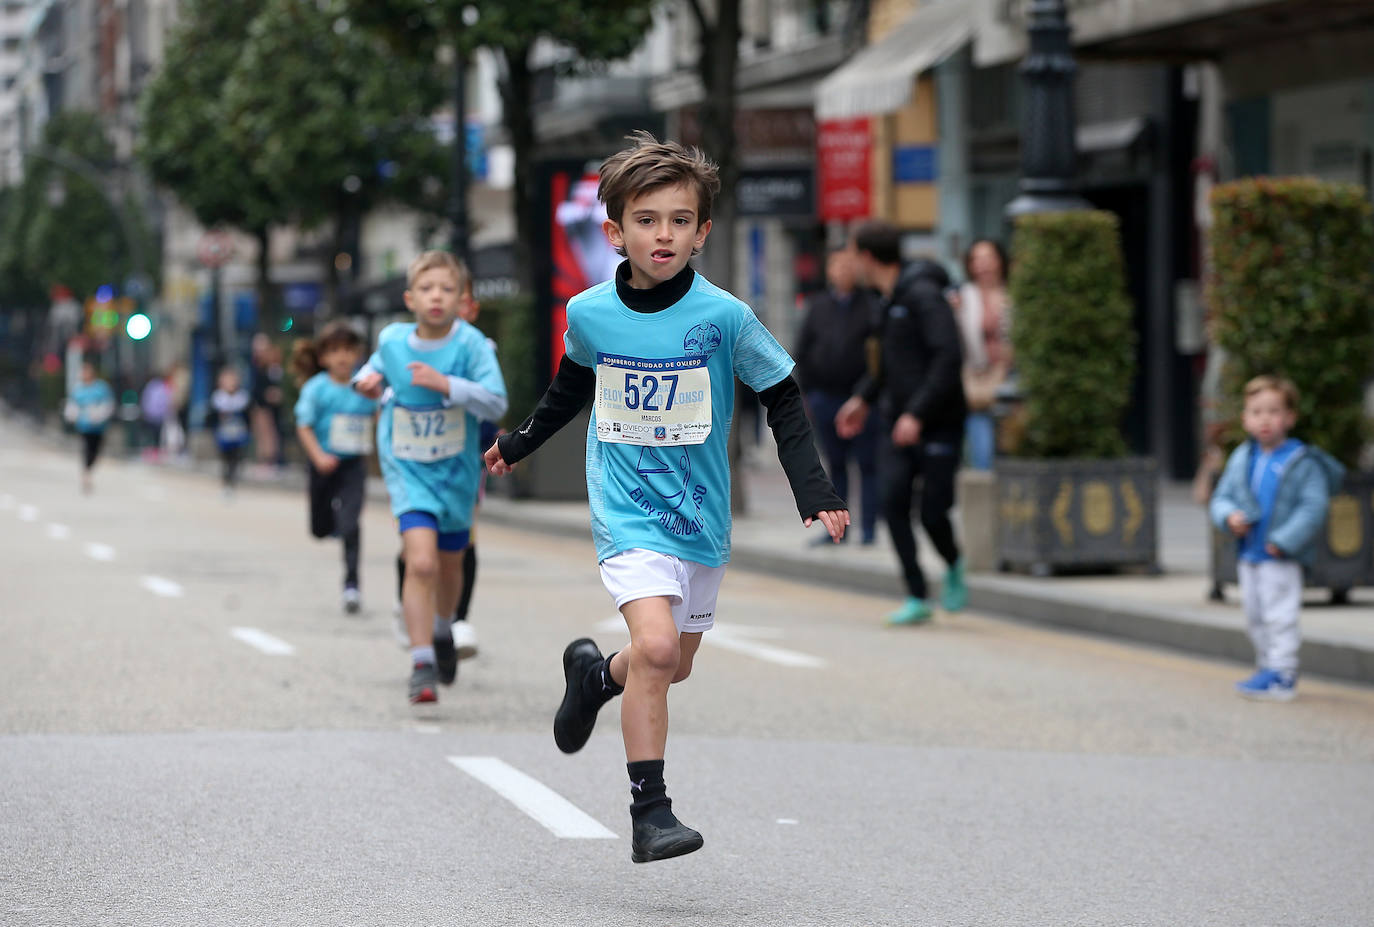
[447,756,617,839]
[229,627,295,656]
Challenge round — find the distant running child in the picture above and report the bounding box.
[291,321,378,614]
[207,366,251,496]
[64,359,114,494]
[355,251,507,703]
[485,132,847,862]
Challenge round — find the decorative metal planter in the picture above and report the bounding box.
[997,457,1159,575]
[1211,472,1373,603]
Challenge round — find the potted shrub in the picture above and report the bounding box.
[996,210,1158,574]
[1207,177,1374,600]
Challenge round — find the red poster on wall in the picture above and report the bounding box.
[817,117,872,222]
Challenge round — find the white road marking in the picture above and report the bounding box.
[83,542,116,562]
[409,723,441,735]
[229,627,296,656]
[594,617,826,669]
[777,818,799,825]
[447,756,618,840]
[140,576,184,598]
[46,523,70,540]
[17,504,38,521]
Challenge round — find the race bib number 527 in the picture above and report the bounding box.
[594,353,711,447]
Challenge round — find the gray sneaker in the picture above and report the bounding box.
[409,662,439,704]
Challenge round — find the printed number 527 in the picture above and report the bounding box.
[623,373,678,412]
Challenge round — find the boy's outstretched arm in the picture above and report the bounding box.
[757,373,849,542]
[485,354,595,474]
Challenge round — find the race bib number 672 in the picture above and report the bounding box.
[594,353,711,447]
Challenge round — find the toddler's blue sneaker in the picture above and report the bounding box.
[1236,668,1297,701]
[886,597,933,626]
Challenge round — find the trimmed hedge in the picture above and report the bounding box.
[474,293,537,430]
[1008,210,1136,458]
[1208,177,1374,467]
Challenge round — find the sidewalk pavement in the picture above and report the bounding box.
[478,446,1374,688]
[16,408,1372,686]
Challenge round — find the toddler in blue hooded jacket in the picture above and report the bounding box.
[1209,375,1344,701]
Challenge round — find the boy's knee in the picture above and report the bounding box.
[406,552,440,581]
[633,633,681,676]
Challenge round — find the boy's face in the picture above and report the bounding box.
[80,363,95,383]
[219,369,240,391]
[603,183,710,289]
[1242,388,1296,449]
[404,267,463,334]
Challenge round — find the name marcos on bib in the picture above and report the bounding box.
[594,352,711,447]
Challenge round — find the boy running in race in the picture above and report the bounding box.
[207,366,251,496]
[485,132,847,863]
[65,359,114,494]
[291,321,378,614]
[355,251,507,704]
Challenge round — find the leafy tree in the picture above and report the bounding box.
[139,0,277,303]
[222,0,451,309]
[0,112,154,303]
[345,0,657,293]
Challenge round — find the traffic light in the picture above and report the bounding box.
[126,311,152,341]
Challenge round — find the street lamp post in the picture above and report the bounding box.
[1005,0,1090,217]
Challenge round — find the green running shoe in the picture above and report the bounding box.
[886,597,933,626]
[941,558,968,612]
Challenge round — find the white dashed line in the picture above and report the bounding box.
[83,542,116,562]
[17,504,38,522]
[140,576,184,598]
[229,627,295,656]
[447,756,618,839]
[777,818,799,825]
[46,523,70,540]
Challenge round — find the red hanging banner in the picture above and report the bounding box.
[817,117,872,222]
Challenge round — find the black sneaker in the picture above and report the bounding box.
[434,629,458,686]
[409,662,439,704]
[553,638,604,754]
[631,815,704,863]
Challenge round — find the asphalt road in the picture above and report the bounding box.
[2,420,1372,926]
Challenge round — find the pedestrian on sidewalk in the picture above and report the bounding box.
[391,272,502,661]
[291,322,378,615]
[836,220,968,626]
[796,248,881,545]
[484,131,847,864]
[949,238,1013,471]
[64,359,114,495]
[249,333,287,473]
[1209,375,1344,701]
[353,251,507,705]
[139,372,172,460]
[206,366,252,496]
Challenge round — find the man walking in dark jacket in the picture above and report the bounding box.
[796,249,881,544]
[837,221,968,624]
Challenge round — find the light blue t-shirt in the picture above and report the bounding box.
[564,273,794,567]
[368,321,507,533]
[71,380,114,434]
[293,372,378,458]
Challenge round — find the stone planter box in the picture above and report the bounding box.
[996,457,1159,575]
[1211,471,1373,603]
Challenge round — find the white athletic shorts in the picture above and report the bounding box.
[598,548,726,634]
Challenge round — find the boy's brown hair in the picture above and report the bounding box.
[406,250,470,292]
[1244,374,1300,413]
[598,130,721,254]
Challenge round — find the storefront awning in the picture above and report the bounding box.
[815,1,972,121]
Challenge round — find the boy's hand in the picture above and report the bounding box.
[484,441,514,476]
[1226,510,1250,537]
[313,451,339,475]
[1265,542,1283,558]
[407,362,449,396]
[354,371,384,399]
[835,397,869,439]
[805,508,850,543]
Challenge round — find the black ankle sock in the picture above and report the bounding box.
[627,760,675,826]
[584,651,624,703]
[454,544,477,622]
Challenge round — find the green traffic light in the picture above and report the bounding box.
[126,312,152,341]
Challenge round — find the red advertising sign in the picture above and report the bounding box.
[817,117,872,222]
